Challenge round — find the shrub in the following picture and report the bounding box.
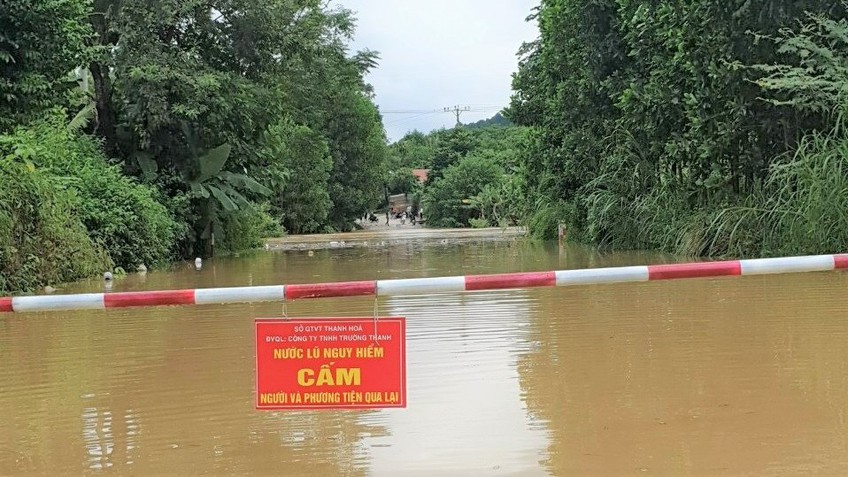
[0,161,111,293]
[423,155,505,227]
[0,115,178,268]
[527,198,580,241]
[219,202,283,252]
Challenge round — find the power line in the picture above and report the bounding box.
[381,106,501,114]
[383,111,443,125]
[443,105,471,126]
[380,105,502,128]
[381,109,442,114]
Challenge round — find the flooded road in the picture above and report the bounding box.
[3,238,848,475]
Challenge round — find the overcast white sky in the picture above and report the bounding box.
[333,0,540,143]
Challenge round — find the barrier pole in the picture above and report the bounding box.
[2,253,847,313]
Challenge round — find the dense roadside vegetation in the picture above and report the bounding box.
[386,124,528,228]
[0,0,387,293]
[387,1,848,259]
[507,1,848,258]
[6,0,848,293]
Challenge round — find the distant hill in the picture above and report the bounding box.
[465,112,512,129]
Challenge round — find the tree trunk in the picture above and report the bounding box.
[89,60,119,155]
[88,4,119,156]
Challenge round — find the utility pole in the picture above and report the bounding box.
[443,105,471,127]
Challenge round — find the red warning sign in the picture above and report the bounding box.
[255,318,406,410]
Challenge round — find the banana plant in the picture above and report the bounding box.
[187,142,272,247]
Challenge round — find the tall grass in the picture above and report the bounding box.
[526,196,580,240]
[548,129,848,259]
[699,130,848,258]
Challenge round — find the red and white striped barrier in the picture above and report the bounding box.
[2,254,847,313]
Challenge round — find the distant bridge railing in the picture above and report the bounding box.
[2,254,846,313]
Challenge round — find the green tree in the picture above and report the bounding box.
[424,155,505,228]
[266,120,333,234]
[427,127,477,184]
[386,168,418,195]
[385,122,529,228]
[507,0,847,252]
[80,0,387,247]
[324,91,388,231]
[698,6,848,258]
[0,0,92,130]
[388,130,437,169]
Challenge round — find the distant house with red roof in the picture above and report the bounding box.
[412,169,429,183]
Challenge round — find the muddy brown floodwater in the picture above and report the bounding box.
[3,236,848,476]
